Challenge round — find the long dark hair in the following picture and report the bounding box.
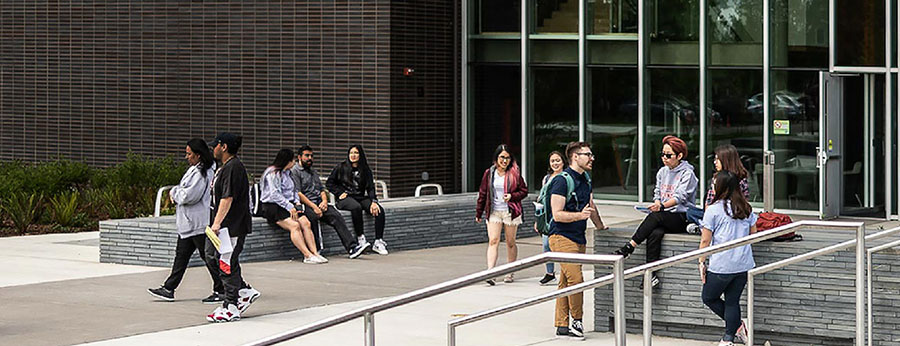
[546,150,567,175]
[187,138,214,177]
[270,148,295,171]
[340,144,373,186]
[714,144,748,180]
[492,144,516,166]
[710,170,752,220]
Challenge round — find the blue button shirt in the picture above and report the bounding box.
[700,201,758,274]
[548,167,592,245]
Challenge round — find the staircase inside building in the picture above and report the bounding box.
[535,0,622,34]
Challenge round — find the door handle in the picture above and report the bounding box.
[817,147,828,168]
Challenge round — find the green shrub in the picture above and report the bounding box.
[0,160,93,198]
[99,188,128,220]
[48,191,80,227]
[2,192,43,234]
[92,153,185,190]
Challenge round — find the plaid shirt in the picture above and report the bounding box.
[705,177,750,207]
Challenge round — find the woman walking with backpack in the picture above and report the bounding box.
[697,170,757,346]
[534,151,566,285]
[475,144,528,285]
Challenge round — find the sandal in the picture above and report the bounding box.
[503,273,515,283]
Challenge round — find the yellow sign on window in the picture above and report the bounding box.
[773,120,790,135]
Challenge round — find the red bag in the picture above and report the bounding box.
[756,212,802,241]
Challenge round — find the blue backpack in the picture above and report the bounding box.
[534,171,591,235]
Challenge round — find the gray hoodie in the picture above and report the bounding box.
[171,163,215,238]
[652,161,699,213]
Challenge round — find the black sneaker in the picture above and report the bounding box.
[612,243,635,258]
[539,273,557,286]
[570,319,585,338]
[639,275,661,290]
[556,326,584,339]
[147,286,174,301]
[201,292,224,304]
[485,279,496,286]
[349,241,371,259]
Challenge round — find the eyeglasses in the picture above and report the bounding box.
[660,152,675,159]
[498,155,511,161]
[575,152,594,159]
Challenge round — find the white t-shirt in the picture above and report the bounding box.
[492,170,508,212]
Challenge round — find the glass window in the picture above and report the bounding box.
[470,64,522,191]
[471,39,522,63]
[476,0,521,34]
[590,0,639,35]
[532,40,578,64]
[588,40,638,65]
[534,0,579,34]
[649,0,700,65]
[707,68,763,203]
[709,0,762,66]
[645,68,701,200]
[835,0,885,67]
[770,0,828,68]
[532,67,579,186]
[769,70,819,210]
[588,67,638,198]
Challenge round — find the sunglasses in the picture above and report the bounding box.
[660,152,675,159]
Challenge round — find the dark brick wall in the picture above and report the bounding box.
[0,0,459,197]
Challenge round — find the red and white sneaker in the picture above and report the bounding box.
[736,319,749,344]
[210,304,241,323]
[237,287,261,314]
[206,306,222,322]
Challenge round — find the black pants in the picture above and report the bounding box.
[631,211,688,263]
[335,196,385,240]
[702,271,748,342]
[205,235,249,307]
[304,205,357,252]
[163,233,223,294]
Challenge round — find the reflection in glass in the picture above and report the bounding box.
[476,0,521,34]
[835,0,885,66]
[532,67,579,186]
[707,69,763,203]
[535,0,578,34]
[471,65,522,191]
[589,0,638,35]
[770,0,828,68]
[709,0,762,66]
[645,68,700,200]
[649,0,699,65]
[532,40,578,64]
[589,67,638,198]
[769,70,819,210]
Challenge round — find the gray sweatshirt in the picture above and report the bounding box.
[260,166,297,212]
[652,161,699,213]
[171,163,215,238]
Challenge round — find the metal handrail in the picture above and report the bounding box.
[449,220,866,346]
[374,179,389,200]
[415,183,444,197]
[865,228,900,346]
[244,252,626,346]
[153,185,176,217]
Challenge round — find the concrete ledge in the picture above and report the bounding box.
[100,193,536,267]
[593,226,900,346]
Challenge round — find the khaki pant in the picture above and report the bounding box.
[549,234,586,327]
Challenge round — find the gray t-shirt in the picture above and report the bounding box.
[290,164,324,205]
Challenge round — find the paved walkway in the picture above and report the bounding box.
[4,204,897,345]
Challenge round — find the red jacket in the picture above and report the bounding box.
[475,163,528,220]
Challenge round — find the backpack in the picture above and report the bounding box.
[534,171,591,235]
[756,212,802,241]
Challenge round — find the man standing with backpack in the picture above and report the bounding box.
[547,141,607,339]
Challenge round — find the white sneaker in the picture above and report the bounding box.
[316,255,329,263]
[210,304,240,322]
[237,287,261,313]
[206,306,222,322]
[717,340,734,346]
[735,319,749,344]
[372,239,388,255]
[686,223,701,235]
[357,234,367,246]
[303,256,324,264]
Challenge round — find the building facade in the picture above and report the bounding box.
[0,0,461,197]
[464,0,899,219]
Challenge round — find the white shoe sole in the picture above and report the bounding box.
[147,289,174,302]
[350,243,372,259]
[238,292,261,314]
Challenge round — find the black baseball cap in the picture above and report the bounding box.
[208,132,239,148]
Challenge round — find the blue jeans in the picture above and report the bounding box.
[701,271,748,342]
[542,234,555,274]
[686,205,705,225]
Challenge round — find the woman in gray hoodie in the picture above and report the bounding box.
[148,138,223,303]
[613,135,698,288]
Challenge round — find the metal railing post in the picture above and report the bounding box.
[643,270,653,346]
[154,185,175,217]
[856,224,865,346]
[365,312,375,346]
[865,237,900,346]
[448,324,456,346]
[613,257,626,346]
[747,274,755,346]
[867,250,873,346]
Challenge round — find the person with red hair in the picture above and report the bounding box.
[613,135,698,289]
